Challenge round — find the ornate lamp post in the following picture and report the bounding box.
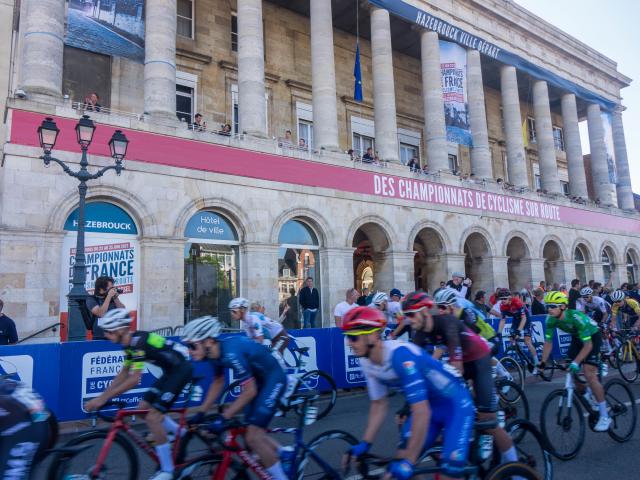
[37,116,129,340]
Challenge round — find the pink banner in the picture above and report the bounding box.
[9,109,640,234]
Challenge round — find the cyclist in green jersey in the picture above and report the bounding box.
[538,291,611,432]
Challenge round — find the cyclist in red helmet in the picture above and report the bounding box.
[341,307,474,480]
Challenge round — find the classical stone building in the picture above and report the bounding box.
[1,0,639,340]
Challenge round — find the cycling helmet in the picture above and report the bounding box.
[543,291,568,305]
[181,316,222,342]
[497,288,511,300]
[580,287,593,297]
[228,297,250,310]
[341,307,387,333]
[402,291,435,313]
[434,288,458,306]
[98,308,133,331]
[611,290,626,302]
[371,292,388,306]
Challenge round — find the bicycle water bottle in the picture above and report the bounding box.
[304,406,318,425]
[599,362,608,378]
[280,445,296,474]
[497,410,506,429]
[478,434,493,460]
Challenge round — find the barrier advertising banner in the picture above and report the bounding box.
[440,40,472,146]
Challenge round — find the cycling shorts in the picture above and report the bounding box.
[568,331,602,367]
[0,397,50,480]
[244,370,286,428]
[400,397,475,477]
[143,362,193,413]
[463,354,497,413]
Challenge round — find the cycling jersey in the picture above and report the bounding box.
[544,309,599,342]
[611,298,640,319]
[124,331,189,371]
[500,298,532,335]
[211,336,286,427]
[250,311,284,340]
[457,304,497,341]
[576,296,610,324]
[412,313,490,363]
[241,312,266,340]
[359,341,475,477]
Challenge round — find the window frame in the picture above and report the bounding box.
[231,12,238,52]
[351,116,376,158]
[527,116,536,144]
[177,0,195,39]
[176,71,198,124]
[296,101,314,149]
[553,126,565,152]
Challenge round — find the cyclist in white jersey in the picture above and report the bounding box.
[230,297,265,342]
[370,292,401,325]
[576,287,611,326]
[249,302,290,355]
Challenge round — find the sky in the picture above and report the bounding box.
[515,0,640,193]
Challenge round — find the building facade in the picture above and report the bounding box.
[1,0,639,340]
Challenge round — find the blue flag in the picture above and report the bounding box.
[353,43,363,102]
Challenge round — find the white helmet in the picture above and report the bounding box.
[611,290,626,302]
[371,292,388,306]
[181,316,222,342]
[580,287,593,297]
[228,297,250,310]
[434,288,459,306]
[98,308,133,331]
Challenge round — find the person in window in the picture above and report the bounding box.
[362,147,375,163]
[407,157,420,173]
[299,277,320,329]
[279,129,293,146]
[86,276,126,339]
[221,123,232,136]
[298,138,307,150]
[191,113,206,132]
[83,92,101,112]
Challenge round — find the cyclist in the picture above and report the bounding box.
[230,297,265,343]
[538,291,611,431]
[249,301,291,356]
[181,316,288,480]
[498,289,540,374]
[0,377,51,480]
[370,292,402,325]
[610,289,640,329]
[84,309,193,480]
[402,290,521,468]
[576,287,611,326]
[341,306,475,480]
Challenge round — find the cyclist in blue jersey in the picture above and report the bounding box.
[181,317,288,480]
[341,306,475,480]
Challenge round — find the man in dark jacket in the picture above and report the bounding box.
[568,279,581,310]
[0,299,18,345]
[530,288,546,315]
[299,277,320,328]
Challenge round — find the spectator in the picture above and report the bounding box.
[0,299,18,345]
[348,148,359,161]
[531,288,546,315]
[422,164,430,175]
[407,157,420,172]
[298,277,320,329]
[439,281,446,288]
[191,113,206,132]
[280,288,299,330]
[220,123,232,136]
[592,281,603,296]
[280,129,293,146]
[446,272,472,299]
[387,288,403,320]
[628,283,640,303]
[86,276,125,339]
[489,287,501,307]
[568,279,581,310]
[473,290,490,316]
[552,282,561,291]
[83,92,101,112]
[356,287,370,306]
[362,147,375,163]
[298,138,307,150]
[538,280,546,292]
[334,288,359,327]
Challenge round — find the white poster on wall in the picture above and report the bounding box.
[440,40,471,146]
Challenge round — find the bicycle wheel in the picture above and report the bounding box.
[497,379,529,427]
[178,455,248,480]
[176,428,219,465]
[617,342,639,383]
[539,389,585,460]
[293,370,337,420]
[497,356,524,390]
[51,430,138,480]
[484,461,542,480]
[506,419,553,480]
[296,429,357,480]
[605,378,637,442]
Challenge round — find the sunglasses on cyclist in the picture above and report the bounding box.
[186,342,200,351]
[545,304,560,311]
[436,305,448,310]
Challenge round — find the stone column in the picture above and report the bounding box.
[532,80,561,194]
[310,0,339,151]
[373,251,416,296]
[18,0,65,97]
[241,243,279,320]
[500,66,528,187]
[238,0,267,136]
[490,256,510,293]
[586,104,617,206]
[467,49,492,178]
[370,7,399,162]
[319,247,354,328]
[144,0,177,118]
[444,254,467,279]
[611,110,635,210]
[529,259,546,286]
[421,31,448,172]
[560,94,588,198]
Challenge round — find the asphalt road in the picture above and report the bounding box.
[40,372,640,479]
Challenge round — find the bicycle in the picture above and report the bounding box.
[221,341,337,420]
[616,329,640,383]
[503,333,548,381]
[178,392,356,479]
[496,355,524,391]
[538,361,637,460]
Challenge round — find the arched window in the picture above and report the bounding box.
[602,248,614,284]
[184,211,239,325]
[278,220,320,327]
[627,251,638,284]
[574,246,586,285]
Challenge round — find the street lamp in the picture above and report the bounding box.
[38,116,128,341]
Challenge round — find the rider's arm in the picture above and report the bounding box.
[97,366,142,404]
[223,377,258,419]
[516,308,527,331]
[362,397,389,444]
[572,340,593,366]
[200,374,225,412]
[540,341,553,364]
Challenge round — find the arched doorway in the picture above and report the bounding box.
[543,240,564,286]
[278,218,321,304]
[601,246,616,284]
[413,227,446,294]
[463,232,493,294]
[627,249,639,284]
[574,244,590,285]
[506,237,531,291]
[352,223,390,293]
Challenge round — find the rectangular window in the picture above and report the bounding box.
[231,13,238,52]
[527,117,536,143]
[400,143,419,166]
[353,133,375,157]
[298,120,313,149]
[534,174,541,191]
[177,0,194,38]
[561,181,570,195]
[351,116,375,158]
[176,71,197,124]
[501,150,509,182]
[448,154,458,172]
[553,126,565,151]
